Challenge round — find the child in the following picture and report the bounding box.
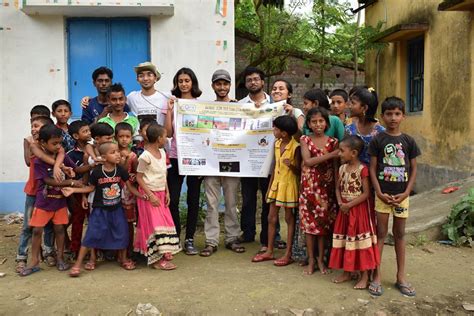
[52,99,75,152]
[344,87,385,165]
[368,97,421,297]
[67,142,139,277]
[84,122,115,163]
[329,89,351,126]
[115,122,139,256]
[252,116,301,266]
[299,107,338,275]
[132,117,155,157]
[135,124,180,270]
[98,83,139,135]
[20,124,79,276]
[329,135,380,289]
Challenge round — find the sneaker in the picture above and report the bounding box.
[184,239,198,256]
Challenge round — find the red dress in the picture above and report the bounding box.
[299,135,338,236]
[329,164,380,272]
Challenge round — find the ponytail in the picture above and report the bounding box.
[352,87,378,122]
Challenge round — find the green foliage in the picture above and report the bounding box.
[442,188,474,247]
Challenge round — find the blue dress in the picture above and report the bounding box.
[344,122,385,165]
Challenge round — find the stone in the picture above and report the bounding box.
[357,298,369,305]
[288,308,304,316]
[303,308,316,316]
[14,293,31,300]
[135,303,161,316]
[462,303,474,311]
[265,309,279,315]
[374,311,387,316]
[0,272,6,278]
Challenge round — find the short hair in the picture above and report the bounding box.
[243,67,265,81]
[329,89,349,102]
[52,99,72,112]
[351,88,378,122]
[90,122,114,138]
[106,83,126,97]
[38,124,62,142]
[30,105,51,118]
[273,115,298,136]
[31,116,54,126]
[381,96,406,114]
[272,79,293,104]
[139,117,156,130]
[306,107,330,131]
[340,135,365,155]
[303,89,330,110]
[92,66,113,81]
[146,123,166,143]
[98,142,116,156]
[171,67,202,98]
[68,120,89,137]
[115,122,133,136]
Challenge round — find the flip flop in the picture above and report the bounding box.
[199,245,217,257]
[273,257,294,267]
[56,261,70,271]
[84,261,96,271]
[69,267,81,278]
[368,281,384,296]
[121,260,136,271]
[154,259,176,271]
[19,266,40,277]
[225,242,246,253]
[251,253,274,263]
[395,282,416,297]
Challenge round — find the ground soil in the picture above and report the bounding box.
[0,221,473,316]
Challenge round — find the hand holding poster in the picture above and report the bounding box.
[175,99,285,177]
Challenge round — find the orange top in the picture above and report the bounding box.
[24,156,37,196]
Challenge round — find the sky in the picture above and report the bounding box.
[286,0,365,24]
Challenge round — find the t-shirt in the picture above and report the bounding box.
[302,114,345,141]
[136,149,167,191]
[368,132,421,195]
[127,90,169,125]
[81,97,131,125]
[345,122,386,165]
[89,165,129,209]
[34,156,76,211]
[67,146,85,180]
[98,113,140,135]
[58,125,76,152]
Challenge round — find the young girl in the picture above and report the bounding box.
[164,67,203,255]
[67,142,139,277]
[329,135,380,289]
[252,116,301,266]
[299,107,338,275]
[135,124,181,270]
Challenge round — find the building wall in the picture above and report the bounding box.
[365,0,474,192]
[0,0,235,212]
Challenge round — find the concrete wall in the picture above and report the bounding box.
[0,0,235,212]
[365,0,474,192]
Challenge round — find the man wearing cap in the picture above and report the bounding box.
[200,69,245,257]
[127,62,170,124]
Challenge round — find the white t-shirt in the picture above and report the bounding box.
[136,149,167,192]
[127,90,170,125]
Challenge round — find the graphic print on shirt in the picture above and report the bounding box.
[102,183,121,206]
[379,143,407,183]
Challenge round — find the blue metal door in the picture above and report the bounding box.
[68,18,150,117]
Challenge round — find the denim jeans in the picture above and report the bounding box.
[16,195,55,262]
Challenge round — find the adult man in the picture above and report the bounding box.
[127,62,169,124]
[81,67,131,124]
[200,69,245,257]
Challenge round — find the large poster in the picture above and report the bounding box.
[175,99,285,177]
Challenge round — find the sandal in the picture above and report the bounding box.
[19,266,40,277]
[154,259,176,271]
[69,267,81,277]
[15,260,27,274]
[84,261,96,271]
[395,282,416,297]
[368,282,384,296]
[273,257,294,267]
[225,241,245,253]
[251,253,274,263]
[164,253,174,261]
[257,246,268,254]
[121,260,136,271]
[199,245,217,257]
[56,260,70,271]
[44,254,57,267]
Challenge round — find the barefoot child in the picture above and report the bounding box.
[329,135,379,289]
[68,142,138,277]
[368,97,421,297]
[299,107,338,275]
[252,116,301,266]
[135,124,180,270]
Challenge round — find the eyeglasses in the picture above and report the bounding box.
[246,77,262,83]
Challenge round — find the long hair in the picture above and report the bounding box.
[171,67,202,98]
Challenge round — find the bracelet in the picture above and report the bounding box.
[71,181,75,188]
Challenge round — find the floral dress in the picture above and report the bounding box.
[299,135,338,236]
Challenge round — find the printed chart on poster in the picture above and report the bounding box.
[175,99,285,177]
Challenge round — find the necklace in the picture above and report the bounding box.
[102,165,117,178]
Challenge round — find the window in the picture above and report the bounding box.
[407,36,424,112]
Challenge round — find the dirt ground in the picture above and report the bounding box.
[0,221,473,316]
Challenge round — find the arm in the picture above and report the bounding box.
[61,185,94,197]
[23,138,32,166]
[136,172,159,206]
[30,144,67,181]
[84,143,99,162]
[392,158,417,205]
[283,147,301,176]
[43,176,82,188]
[341,175,370,211]
[300,140,338,167]
[125,180,144,200]
[164,98,175,138]
[369,155,392,204]
[335,174,343,208]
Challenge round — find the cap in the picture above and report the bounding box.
[134,62,161,81]
[212,69,231,83]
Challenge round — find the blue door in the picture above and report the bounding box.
[67,18,150,117]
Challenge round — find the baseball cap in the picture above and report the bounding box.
[212,69,231,83]
[134,62,161,80]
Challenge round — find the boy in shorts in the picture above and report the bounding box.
[368,96,421,296]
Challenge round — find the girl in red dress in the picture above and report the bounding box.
[299,107,338,275]
[329,135,380,289]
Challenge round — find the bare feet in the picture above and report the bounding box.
[303,259,315,275]
[316,258,329,275]
[333,271,351,283]
[354,271,369,289]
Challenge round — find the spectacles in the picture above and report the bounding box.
[246,77,262,83]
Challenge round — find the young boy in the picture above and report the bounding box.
[52,99,75,152]
[98,83,139,134]
[131,117,155,157]
[329,89,351,126]
[20,124,80,276]
[84,122,115,163]
[368,96,421,297]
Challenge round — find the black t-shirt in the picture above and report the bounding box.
[89,165,129,209]
[368,132,421,195]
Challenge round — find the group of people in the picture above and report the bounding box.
[15,62,420,297]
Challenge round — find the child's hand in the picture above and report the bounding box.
[61,187,74,197]
[283,103,294,116]
[340,203,350,214]
[377,192,393,205]
[167,97,176,112]
[391,192,408,205]
[81,96,90,109]
[62,166,75,178]
[283,159,291,167]
[53,165,65,182]
[95,156,105,164]
[165,193,170,206]
[81,196,89,209]
[149,194,160,207]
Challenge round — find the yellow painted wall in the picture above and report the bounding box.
[365,0,473,186]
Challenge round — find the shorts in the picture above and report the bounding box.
[375,196,409,218]
[29,207,69,227]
